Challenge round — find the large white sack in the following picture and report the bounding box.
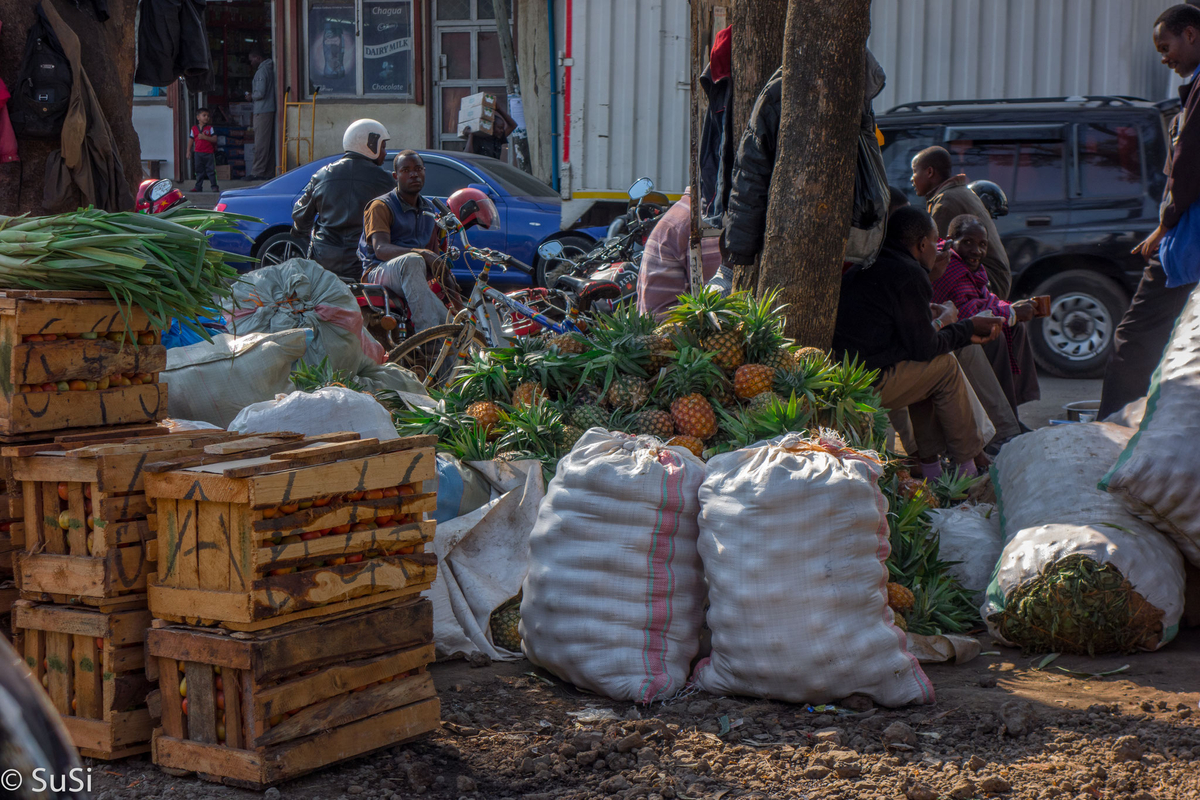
[520,430,707,703]
[229,386,398,441]
[986,423,1186,651]
[424,460,544,661]
[693,433,935,707]
[162,330,308,428]
[928,503,1002,606]
[1102,288,1200,566]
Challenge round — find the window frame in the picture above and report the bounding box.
[1070,120,1147,200]
[943,124,1069,204]
[304,0,417,100]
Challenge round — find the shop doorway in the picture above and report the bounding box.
[200,0,275,180]
[432,0,509,152]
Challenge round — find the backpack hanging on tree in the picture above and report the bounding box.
[9,8,73,140]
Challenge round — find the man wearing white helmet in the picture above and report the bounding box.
[291,119,395,281]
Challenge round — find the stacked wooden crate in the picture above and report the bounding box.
[144,434,441,787]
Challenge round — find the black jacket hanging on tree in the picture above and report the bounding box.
[134,0,211,92]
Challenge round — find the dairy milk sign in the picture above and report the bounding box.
[363,1,413,95]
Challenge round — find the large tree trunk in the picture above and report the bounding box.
[730,0,787,140]
[756,0,870,347]
[0,0,142,216]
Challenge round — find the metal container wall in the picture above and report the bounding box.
[869,0,1170,113]
[563,0,691,224]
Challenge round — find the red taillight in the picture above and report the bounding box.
[214,202,227,212]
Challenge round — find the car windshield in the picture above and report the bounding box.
[475,159,558,199]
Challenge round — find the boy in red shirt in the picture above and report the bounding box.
[189,108,219,192]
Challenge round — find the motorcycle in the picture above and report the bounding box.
[536,177,667,312]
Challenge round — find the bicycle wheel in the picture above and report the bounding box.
[387,324,487,389]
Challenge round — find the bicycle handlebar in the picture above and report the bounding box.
[463,247,534,274]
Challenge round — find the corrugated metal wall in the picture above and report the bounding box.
[869,0,1170,112]
[567,0,691,197]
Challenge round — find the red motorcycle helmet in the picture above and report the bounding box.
[447,187,498,230]
[135,179,186,215]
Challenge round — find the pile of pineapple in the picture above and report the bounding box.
[392,290,890,474]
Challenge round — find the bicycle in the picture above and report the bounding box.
[388,244,620,388]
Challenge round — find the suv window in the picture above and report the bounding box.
[1078,123,1142,196]
[946,129,1066,203]
[880,127,939,198]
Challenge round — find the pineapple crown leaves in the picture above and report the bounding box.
[664,289,750,337]
[291,356,367,394]
[773,358,833,404]
[450,351,513,402]
[442,422,501,463]
[576,334,651,398]
[740,289,791,363]
[658,346,730,402]
[497,399,570,459]
[591,303,661,340]
[745,392,814,440]
[716,404,763,451]
[392,391,472,439]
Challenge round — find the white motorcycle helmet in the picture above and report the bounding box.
[343,119,390,160]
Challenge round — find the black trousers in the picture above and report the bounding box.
[1098,260,1195,419]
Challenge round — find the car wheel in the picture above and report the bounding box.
[1028,269,1128,379]
[535,234,594,288]
[257,231,307,266]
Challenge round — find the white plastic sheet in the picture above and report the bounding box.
[229,386,399,441]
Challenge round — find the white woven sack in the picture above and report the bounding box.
[986,423,1185,649]
[229,386,399,441]
[693,433,935,707]
[928,503,1001,606]
[520,429,706,703]
[1102,287,1200,566]
[162,330,308,428]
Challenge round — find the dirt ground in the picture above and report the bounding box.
[86,627,1200,800]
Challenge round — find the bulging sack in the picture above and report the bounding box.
[229,386,399,441]
[693,433,934,707]
[520,430,706,703]
[928,503,1002,607]
[1102,287,1200,567]
[987,423,1186,654]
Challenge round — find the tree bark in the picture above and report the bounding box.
[0,0,142,216]
[756,0,870,347]
[730,0,787,141]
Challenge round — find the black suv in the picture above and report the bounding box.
[878,96,1179,377]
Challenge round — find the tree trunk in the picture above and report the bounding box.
[756,0,870,347]
[0,0,142,216]
[494,0,532,173]
[730,0,787,141]
[515,1,553,185]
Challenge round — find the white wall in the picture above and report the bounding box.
[869,0,1170,113]
[286,102,427,166]
[132,103,175,179]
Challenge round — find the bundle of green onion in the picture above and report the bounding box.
[0,207,255,340]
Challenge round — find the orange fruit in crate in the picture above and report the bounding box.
[216,691,225,711]
[329,557,346,565]
[216,723,226,742]
[97,377,110,390]
[71,698,77,712]
[262,508,277,519]
[345,554,363,564]
[312,496,331,507]
[374,515,394,527]
[279,503,299,514]
[332,523,351,535]
[94,638,103,651]
[181,699,188,716]
[347,491,364,502]
[57,483,69,501]
[398,485,415,496]
[298,500,313,510]
[215,676,223,691]
[381,487,399,498]
[83,485,91,499]
[179,677,187,697]
[68,380,87,391]
[25,334,43,342]
[299,531,322,541]
[364,489,383,501]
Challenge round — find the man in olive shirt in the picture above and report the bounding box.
[356,151,449,333]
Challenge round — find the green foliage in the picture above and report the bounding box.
[290,357,366,394]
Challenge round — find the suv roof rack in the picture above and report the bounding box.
[886,96,1150,113]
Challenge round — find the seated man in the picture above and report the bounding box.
[934,214,1040,420]
[357,151,451,334]
[635,188,721,321]
[833,206,999,477]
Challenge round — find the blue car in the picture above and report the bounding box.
[210,150,603,289]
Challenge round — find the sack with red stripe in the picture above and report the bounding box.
[519,430,706,703]
[693,433,935,707]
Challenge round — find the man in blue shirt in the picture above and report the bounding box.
[358,151,450,333]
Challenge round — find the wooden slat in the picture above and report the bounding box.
[198,502,229,592]
[249,554,435,622]
[0,384,166,438]
[108,643,144,675]
[255,672,435,748]
[9,339,166,385]
[158,659,185,740]
[266,438,382,467]
[95,493,152,522]
[224,668,242,749]
[99,519,152,548]
[177,500,199,590]
[74,634,102,719]
[153,733,266,784]
[229,502,251,593]
[41,480,64,554]
[62,709,153,755]
[247,448,437,506]
[143,471,248,504]
[145,433,357,474]
[46,631,72,715]
[19,548,149,599]
[203,435,308,455]
[66,482,87,556]
[11,295,151,333]
[23,623,45,685]
[251,493,436,534]
[146,628,253,671]
[259,521,433,566]
[22,480,42,550]
[185,661,218,744]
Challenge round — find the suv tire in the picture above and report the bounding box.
[1029,269,1128,379]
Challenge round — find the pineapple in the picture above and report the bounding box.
[635,408,676,440]
[606,374,650,410]
[512,381,547,407]
[759,347,796,371]
[560,424,586,450]
[640,333,675,372]
[660,348,728,441]
[795,346,829,365]
[667,435,705,458]
[740,289,792,373]
[465,400,502,433]
[666,290,748,371]
[734,364,775,400]
[451,351,512,402]
[747,390,783,414]
[490,597,522,652]
[898,477,940,509]
[547,332,588,355]
[571,402,608,430]
[887,581,915,614]
[892,611,908,632]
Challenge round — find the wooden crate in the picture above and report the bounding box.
[146,435,439,631]
[149,599,440,787]
[14,600,154,758]
[0,290,168,437]
[10,431,251,605]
